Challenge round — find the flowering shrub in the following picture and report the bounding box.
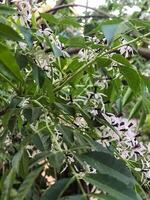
[0,1,150,200]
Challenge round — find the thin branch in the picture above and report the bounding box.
[46,4,112,18]
[51,0,66,14]
[76,15,107,19]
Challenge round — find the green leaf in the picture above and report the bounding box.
[8,115,16,132]
[66,37,86,48]
[15,53,28,69]
[60,195,85,200]
[112,54,141,93]
[19,26,33,48]
[1,169,16,200]
[12,149,29,178]
[83,173,139,200]
[142,75,150,93]
[60,17,80,28]
[55,103,76,117]
[23,108,32,123]
[12,149,23,174]
[66,58,84,72]
[0,23,22,41]
[79,151,135,185]
[9,97,23,108]
[0,4,15,16]
[129,98,142,120]
[40,14,80,28]
[40,13,59,24]
[101,20,129,43]
[119,65,141,93]
[18,150,29,178]
[23,107,41,124]
[15,167,42,200]
[138,111,146,129]
[122,87,133,106]
[32,107,42,122]
[58,125,74,145]
[143,98,150,112]
[0,60,16,80]
[51,43,63,57]
[130,19,150,29]
[96,57,112,67]
[112,54,132,68]
[48,152,65,172]
[32,129,51,151]
[30,151,64,169]
[102,23,120,43]
[0,43,22,80]
[32,63,45,87]
[93,194,117,200]
[41,178,74,200]
[43,78,55,103]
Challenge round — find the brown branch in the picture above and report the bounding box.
[66,47,81,55]
[36,3,113,22]
[76,15,108,19]
[138,48,150,60]
[51,0,66,14]
[47,4,112,18]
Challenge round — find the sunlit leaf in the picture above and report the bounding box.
[0,23,22,41]
[0,43,22,80]
[0,4,15,15]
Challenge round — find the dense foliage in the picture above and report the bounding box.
[0,0,150,200]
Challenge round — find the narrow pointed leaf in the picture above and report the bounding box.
[15,167,42,200]
[129,98,142,120]
[0,23,22,41]
[119,65,141,93]
[122,87,133,106]
[1,169,16,200]
[0,44,22,80]
[0,4,15,15]
[41,178,74,200]
[84,174,139,200]
[79,151,135,184]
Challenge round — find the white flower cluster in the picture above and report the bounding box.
[12,0,33,24]
[119,39,134,58]
[78,36,105,61]
[97,113,150,184]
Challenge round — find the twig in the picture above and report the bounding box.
[36,3,112,24]
[44,4,112,18]
[51,0,66,14]
[76,15,108,19]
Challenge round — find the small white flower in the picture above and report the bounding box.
[119,45,133,58]
[75,117,87,128]
[91,109,98,116]
[145,170,150,179]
